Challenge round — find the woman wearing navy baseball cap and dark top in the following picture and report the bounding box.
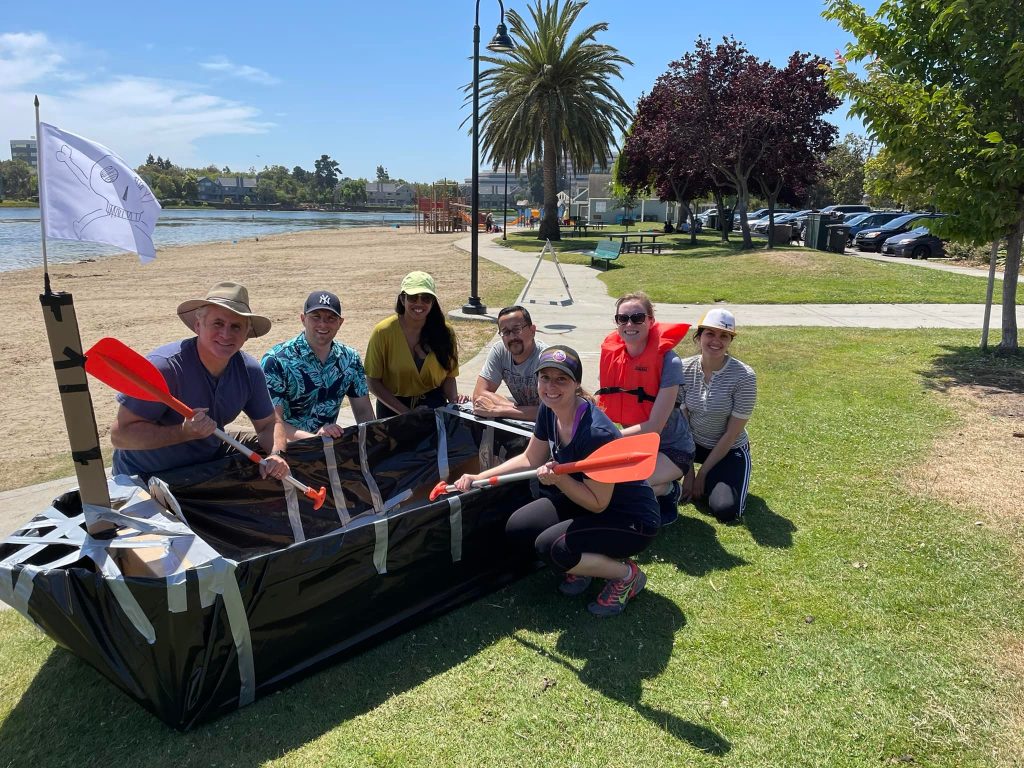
[454,345,659,617]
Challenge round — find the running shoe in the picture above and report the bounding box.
[658,480,682,526]
[587,560,647,617]
[558,573,592,596]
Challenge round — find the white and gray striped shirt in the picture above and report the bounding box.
[680,355,757,450]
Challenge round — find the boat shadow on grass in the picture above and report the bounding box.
[0,573,729,765]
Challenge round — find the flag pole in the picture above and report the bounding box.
[34,98,114,531]
[34,95,51,295]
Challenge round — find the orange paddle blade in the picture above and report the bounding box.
[85,337,193,418]
[554,432,660,483]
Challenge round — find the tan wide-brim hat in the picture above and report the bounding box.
[176,281,272,338]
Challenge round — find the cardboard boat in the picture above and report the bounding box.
[0,407,535,730]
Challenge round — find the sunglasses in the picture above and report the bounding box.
[403,293,434,304]
[614,312,649,326]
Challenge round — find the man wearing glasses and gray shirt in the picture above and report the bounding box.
[472,305,548,421]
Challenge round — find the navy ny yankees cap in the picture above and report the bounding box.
[303,290,342,317]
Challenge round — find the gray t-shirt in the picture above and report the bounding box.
[659,350,696,456]
[479,339,548,406]
[680,354,757,449]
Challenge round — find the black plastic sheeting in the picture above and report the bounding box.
[0,408,536,730]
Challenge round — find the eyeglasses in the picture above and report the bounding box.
[498,325,527,338]
[614,312,649,326]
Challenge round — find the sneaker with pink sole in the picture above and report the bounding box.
[587,560,647,617]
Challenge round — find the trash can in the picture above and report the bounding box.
[708,209,733,231]
[826,224,852,253]
[770,224,793,246]
[803,213,829,250]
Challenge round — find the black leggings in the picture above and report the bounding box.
[505,496,658,573]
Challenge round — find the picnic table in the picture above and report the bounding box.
[605,231,666,254]
[562,221,607,236]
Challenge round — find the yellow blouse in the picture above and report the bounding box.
[364,314,459,397]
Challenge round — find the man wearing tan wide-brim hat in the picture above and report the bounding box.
[110,281,290,482]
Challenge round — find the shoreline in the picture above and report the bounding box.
[0,226,517,491]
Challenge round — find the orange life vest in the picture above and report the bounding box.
[597,321,691,426]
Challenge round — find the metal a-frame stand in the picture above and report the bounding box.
[520,239,574,307]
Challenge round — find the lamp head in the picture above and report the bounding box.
[487,23,514,53]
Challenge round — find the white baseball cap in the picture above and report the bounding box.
[697,308,737,336]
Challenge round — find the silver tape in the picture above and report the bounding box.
[283,484,306,544]
[382,488,414,516]
[215,559,255,706]
[358,423,385,512]
[480,425,495,470]
[322,437,351,525]
[435,409,450,480]
[79,543,156,645]
[448,494,463,563]
[372,517,389,575]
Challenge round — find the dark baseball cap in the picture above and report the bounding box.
[536,345,582,383]
[303,290,342,317]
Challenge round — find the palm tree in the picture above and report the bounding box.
[475,0,632,241]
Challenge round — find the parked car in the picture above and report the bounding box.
[820,204,871,217]
[751,210,804,234]
[846,211,907,242]
[854,212,944,252]
[880,225,945,259]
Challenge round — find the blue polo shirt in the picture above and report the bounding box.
[112,337,274,478]
[260,332,369,432]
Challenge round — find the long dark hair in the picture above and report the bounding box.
[395,294,458,372]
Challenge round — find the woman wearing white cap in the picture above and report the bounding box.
[679,308,757,522]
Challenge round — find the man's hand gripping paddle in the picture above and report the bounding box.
[85,337,328,510]
[429,432,660,502]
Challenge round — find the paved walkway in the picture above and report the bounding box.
[0,232,1006,547]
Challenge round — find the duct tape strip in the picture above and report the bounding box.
[358,424,385,512]
[434,409,450,480]
[448,494,463,563]
[322,437,351,525]
[215,559,255,706]
[80,540,156,644]
[381,488,414,516]
[480,425,495,470]
[283,484,306,543]
[442,404,535,438]
[372,517,389,575]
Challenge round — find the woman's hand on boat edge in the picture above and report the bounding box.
[454,473,481,492]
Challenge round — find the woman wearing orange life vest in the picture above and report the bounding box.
[597,292,695,526]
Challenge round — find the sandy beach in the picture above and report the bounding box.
[0,227,519,491]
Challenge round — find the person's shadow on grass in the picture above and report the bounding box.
[509,578,731,756]
[683,494,796,551]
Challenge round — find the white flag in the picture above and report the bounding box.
[38,123,162,262]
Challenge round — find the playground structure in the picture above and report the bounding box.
[416,181,522,234]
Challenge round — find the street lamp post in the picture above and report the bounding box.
[502,165,508,241]
[463,0,514,316]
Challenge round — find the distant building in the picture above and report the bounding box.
[364,181,415,207]
[196,175,259,203]
[461,166,530,210]
[10,139,38,169]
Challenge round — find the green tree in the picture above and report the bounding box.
[809,133,869,206]
[338,178,368,207]
[825,0,1024,351]
[313,155,341,202]
[862,146,934,211]
[0,160,36,199]
[376,165,390,182]
[476,0,632,241]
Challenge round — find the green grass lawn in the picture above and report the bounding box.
[497,230,1018,305]
[1,328,1021,767]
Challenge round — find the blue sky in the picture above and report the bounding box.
[1,0,865,181]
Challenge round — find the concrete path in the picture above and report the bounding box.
[0,232,1007,547]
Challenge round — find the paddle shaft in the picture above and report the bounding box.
[433,449,654,497]
[95,345,324,505]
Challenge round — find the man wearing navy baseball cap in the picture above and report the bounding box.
[261,290,374,440]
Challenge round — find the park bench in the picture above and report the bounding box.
[586,239,623,270]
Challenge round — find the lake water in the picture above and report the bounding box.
[0,208,417,272]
